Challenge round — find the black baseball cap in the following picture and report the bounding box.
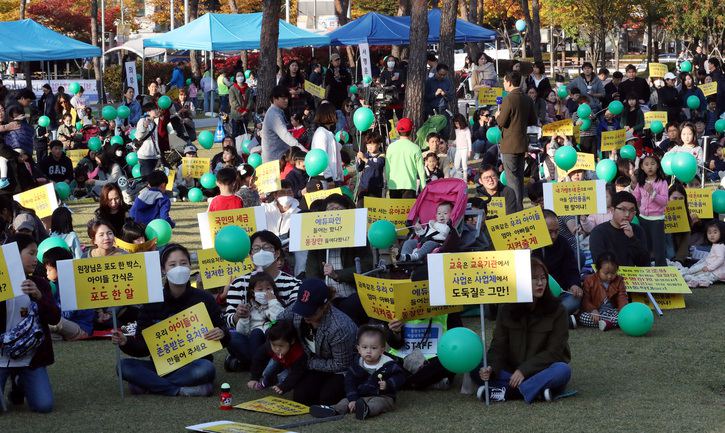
[292,278,329,317]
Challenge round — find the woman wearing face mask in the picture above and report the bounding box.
[111,244,229,396]
[229,71,253,139]
[541,135,571,182]
[223,230,302,371]
[380,56,406,99]
[310,103,343,185]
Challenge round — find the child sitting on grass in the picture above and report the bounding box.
[248,320,307,393]
[310,325,406,420]
[671,220,725,288]
[44,247,94,341]
[578,252,628,331]
[398,201,453,262]
[208,167,243,212]
[235,273,284,365]
[129,170,175,227]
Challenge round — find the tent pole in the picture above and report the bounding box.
[210,51,214,113]
[141,48,145,95]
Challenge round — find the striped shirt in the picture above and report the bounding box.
[224,270,301,328]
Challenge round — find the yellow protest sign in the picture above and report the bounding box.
[686,188,714,219]
[477,87,504,105]
[556,152,595,178]
[115,237,157,253]
[181,157,211,178]
[197,248,254,289]
[392,279,463,321]
[304,80,326,99]
[664,200,690,234]
[543,180,607,216]
[648,63,668,78]
[235,397,309,416]
[197,207,268,249]
[542,119,573,137]
[486,206,552,251]
[699,81,717,97]
[13,183,58,218]
[485,197,507,219]
[254,161,282,194]
[186,421,293,433]
[142,302,223,376]
[303,187,342,207]
[0,242,28,303]
[644,111,668,129]
[354,274,396,321]
[630,293,686,310]
[167,169,176,191]
[428,250,533,306]
[364,196,415,229]
[617,266,692,294]
[57,252,164,311]
[601,129,626,152]
[65,149,87,167]
[289,208,368,251]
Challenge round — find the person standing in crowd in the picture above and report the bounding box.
[121,87,142,130]
[167,62,185,90]
[525,62,552,100]
[567,62,605,112]
[261,86,306,163]
[229,71,253,139]
[38,84,57,134]
[217,71,231,114]
[135,102,161,177]
[618,64,651,106]
[384,118,427,199]
[604,71,623,106]
[324,53,352,110]
[424,64,452,117]
[280,60,307,116]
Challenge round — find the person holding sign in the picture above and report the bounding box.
[589,192,650,267]
[476,165,517,215]
[632,155,669,266]
[473,258,571,403]
[0,234,61,413]
[578,253,628,330]
[111,244,229,396]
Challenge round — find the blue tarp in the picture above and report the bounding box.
[143,13,331,51]
[393,9,496,43]
[0,19,101,61]
[327,12,414,46]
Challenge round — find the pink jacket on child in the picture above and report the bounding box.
[705,243,725,281]
[632,179,668,217]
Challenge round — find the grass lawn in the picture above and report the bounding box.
[2,193,724,433]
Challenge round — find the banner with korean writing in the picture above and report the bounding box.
[354,274,396,321]
[543,180,606,216]
[485,197,507,219]
[601,129,626,152]
[0,243,29,303]
[289,208,368,252]
[477,87,504,105]
[617,266,692,294]
[186,421,295,433]
[664,200,690,234]
[57,252,164,311]
[648,63,668,78]
[181,157,212,178]
[699,81,717,97]
[630,293,686,310]
[686,188,714,219]
[644,111,668,129]
[65,149,87,168]
[304,80,326,99]
[303,187,342,207]
[364,196,415,229]
[197,248,254,289]
[198,207,268,249]
[555,152,595,178]
[254,161,282,194]
[13,183,58,218]
[486,206,552,251]
[235,397,309,416]
[142,302,223,376]
[428,250,532,306]
[542,119,573,137]
[167,170,176,191]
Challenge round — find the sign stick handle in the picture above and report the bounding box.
[112,307,125,398]
[646,292,664,316]
[701,136,708,188]
[479,304,490,407]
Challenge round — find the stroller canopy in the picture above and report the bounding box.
[407,178,468,227]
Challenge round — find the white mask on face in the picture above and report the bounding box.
[254,292,269,305]
[236,76,245,84]
[387,61,396,69]
[166,266,191,285]
[100,126,108,131]
[252,250,276,269]
[277,196,294,208]
[115,150,123,157]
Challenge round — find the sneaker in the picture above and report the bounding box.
[489,386,507,402]
[0,178,9,189]
[178,382,214,397]
[128,383,149,395]
[430,377,451,390]
[310,405,338,418]
[224,354,244,372]
[568,315,578,329]
[355,398,370,420]
[598,319,616,331]
[543,388,553,402]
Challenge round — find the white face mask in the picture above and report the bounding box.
[254,292,269,305]
[166,266,191,285]
[252,250,276,269]
[387,61,396,69]
[277,196,294,209]
[115,150,123,157]
[100,126,108,131]
[236,76,245,84]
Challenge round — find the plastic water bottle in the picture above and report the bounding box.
[219,383,232,410]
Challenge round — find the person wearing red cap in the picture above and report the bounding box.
[384,118,427,198]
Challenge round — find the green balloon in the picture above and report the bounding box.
[248,153,263,168]
[620,144,636,161]
[557,86,568,99]
[715,119,725,134]
[577,103,592,119]
[595,159,617,182]
[580,118,592,131]
[157,95,172,110]
[125,152,139,166]
[54,182,71,201]
[335,130,349,144]
[485,126,502,144]
[368,220,397,249]
[631,215,640,225]
[608,100,624,116]
[437,328,483,374]
[671,152,698,183]
[186,78,192,86]
[680,60,692,73]
[188,187,204,202]
[241,140,251,155]
[352,107,375,132]
[129,129,137,140]
[76,121,83,130]
[618,302,654,336]
[110,135,124,146]
[131,164,142,178]
[244,70,252,79]
[548,275,562,297]
[363,75,373,84]
[198,130,214,149]
[200,172,217,189]
[38,115,50,128]
[102,105,117,121]
[304,149,329,177]
[650,120,664,134]
[349,85,358,95]
[554,145,577,171]
[687,95,700,110]
[214,225,251,262]
[661,152,674,175]
[469,117,474,126]
[713,190,725,214]
[68,82,80,95]
[500,170,507,186]
[37,236,70,262]
[341,185,354,200]
[88,136,102,152]
[145,219,172,247]
[117,105,131,119]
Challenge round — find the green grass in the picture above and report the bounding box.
[2,197,725,432]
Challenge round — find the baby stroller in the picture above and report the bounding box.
[80,124,100,147]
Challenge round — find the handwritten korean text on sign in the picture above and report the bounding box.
[364,196,415,229]
[486,206,552,251]
[289,208,368,252]
[197,248,254,289]
[197,207,267,249]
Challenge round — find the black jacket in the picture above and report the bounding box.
[618,77,650,103]
[344,355,407,401]
[476,182,518,215]
[285,166,309,199]
[533,236,581,290]
[40,154,73,183]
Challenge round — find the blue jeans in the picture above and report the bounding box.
[118,358,215,396]
[560,292,582,315]
[203,91,213,112]
[0,366,54,413]
[219,94,229,113]
[138,158,158,177]
[227,328,266,366]
[472,139,488,155]
[471,362,571,403]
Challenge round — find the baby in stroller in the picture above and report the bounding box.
[398,201,453,262]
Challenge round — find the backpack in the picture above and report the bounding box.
[1,302,45,360]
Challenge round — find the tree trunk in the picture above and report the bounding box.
[334,0,355,67]
[90,0,103,99]
[227,0,238,13]
[391,0,411,60]
[404,0,429,131]
[462,0,480,64]
[520,0,542,62]
[257,0,281,111]
[440,0,458,114]
[646,12,653,63]
[189,0,200,76]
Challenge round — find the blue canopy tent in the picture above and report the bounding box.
[0,19,101,61]
[327,12,414,46]
[393,9,496,43]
